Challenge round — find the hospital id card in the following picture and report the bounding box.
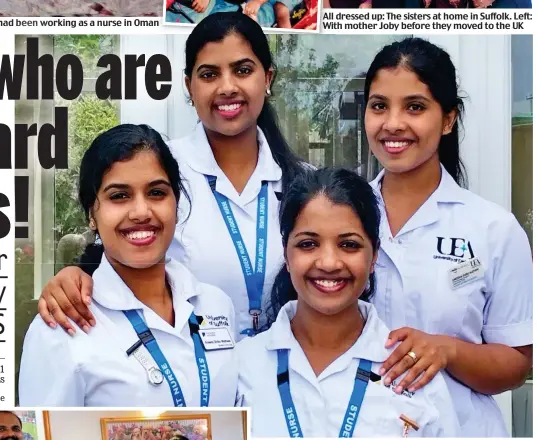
[448,257,484,290]
[199,328,235,351]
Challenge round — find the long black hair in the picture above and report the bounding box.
[364,37,467,187]
[266,168,381,326]
[184,12,303,192]
[78,124,189,275]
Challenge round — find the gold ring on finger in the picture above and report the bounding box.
[406,351,418,364]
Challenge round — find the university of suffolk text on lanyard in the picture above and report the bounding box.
[124,310,210,407]
[277,349,372,438]
[206,175,268,336]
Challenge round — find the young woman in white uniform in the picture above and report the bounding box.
[19,125,237,406]
[236,168,460,437]
[35,13,303,340]
[362,38,533,436]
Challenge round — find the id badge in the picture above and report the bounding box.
[448,257,484,290]
[199,328,235,351]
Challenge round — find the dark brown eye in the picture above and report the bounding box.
[297,240,317,249]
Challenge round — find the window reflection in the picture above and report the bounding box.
[269,34,405,181]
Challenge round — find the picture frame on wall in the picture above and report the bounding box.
[100,414,212,440]
[14,411,41,440]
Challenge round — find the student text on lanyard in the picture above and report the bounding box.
[124,310,210,407]
[206,175,268,336]
[276,349,372,438]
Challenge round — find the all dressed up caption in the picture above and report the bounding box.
[322,10,532,32]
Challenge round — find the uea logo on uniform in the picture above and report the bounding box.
[201,314,230,328]
[434,237,475,263]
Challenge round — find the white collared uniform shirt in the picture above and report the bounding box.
[370,166,533,437]
[236,300,460,438]
[19,256,237,407]
[167,123,285,340]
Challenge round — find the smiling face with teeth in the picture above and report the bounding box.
[285,195,377,318]
[185,32,272,139]
[365,67,456,177]
[91,150,178,270]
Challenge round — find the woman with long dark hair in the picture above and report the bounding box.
[236,168,459,437]
[363,37,532,436]
[36,13,303,341]
[19,125,237,406]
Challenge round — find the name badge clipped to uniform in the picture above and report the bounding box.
[448,257,484,290]
[199,328,235,351]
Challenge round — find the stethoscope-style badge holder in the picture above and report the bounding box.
[127,339,164,386]
[148,366,164,385]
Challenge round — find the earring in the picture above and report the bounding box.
[187,98,194,106]
[89,218,96,230]
[266,88,271,97]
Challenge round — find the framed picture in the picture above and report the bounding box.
[100,414,211,440]
[13,411,41,440]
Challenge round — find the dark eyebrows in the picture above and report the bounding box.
[196,63,218,73]
[368,93,386,101]
[102,183,129,192]
[339,232,365,240]
[368,93,431,102]
[148,179,172,188]
[230,58,257,68]
[404,94,431,102]
[293,231,365,240]
[294,231,318,238]
[102,180,171,193]
[196,58,257,73]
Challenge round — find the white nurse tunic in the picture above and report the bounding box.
[236,300,460,437]
[167,123,285,340]
[19,255,237,407]
[370,165,533,437]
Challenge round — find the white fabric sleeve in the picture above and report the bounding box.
[421,373,461,437]
[19,318,85,406]
[482,214,533,346]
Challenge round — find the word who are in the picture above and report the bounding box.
[0,37,173,101]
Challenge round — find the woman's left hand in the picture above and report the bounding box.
[379,327,456,393]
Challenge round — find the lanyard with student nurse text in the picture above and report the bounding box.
[123,310,210,407]
[276,349,372,438]
[206,175,268,336]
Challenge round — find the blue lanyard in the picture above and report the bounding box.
[123,310,210,407]
[277,349,372,438]
[206,175,269,335]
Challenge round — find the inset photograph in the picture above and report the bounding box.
[321,0,529,8]
[0,0,162,16]
[3,410,230,440]
[37,410,246,440]
[0,410,43,440]
[164,2,318,29]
